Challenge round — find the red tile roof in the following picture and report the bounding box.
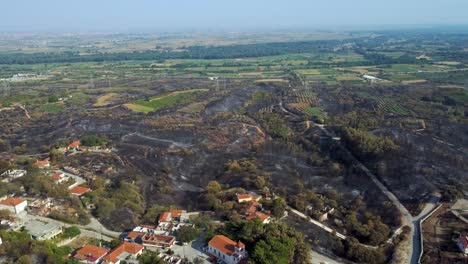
[159,211,171,222]
[170,209,183,218]
[74,244,109,262]
[208,235,244,257]
[0,197,26,207]
[33,159,50,167]
[254,212,270,222]
[68,140,80,148]
[51,172,64,181]
[126,231,144,240]
[237,194,252,201]
[103,242,144,263]
[70,186,91,195]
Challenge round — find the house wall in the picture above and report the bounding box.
[207,245,245,264]
[0,201,27,214]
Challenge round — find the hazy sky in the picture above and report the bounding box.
[2,0,468,32]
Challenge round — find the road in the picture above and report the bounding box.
[288,207,347,240]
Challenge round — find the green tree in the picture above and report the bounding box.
[176,226,200,243]
[62,226,81,239]
[206,181,221,194]
[271,198,287,218]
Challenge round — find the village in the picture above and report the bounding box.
[0,139,279,264]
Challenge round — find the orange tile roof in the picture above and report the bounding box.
[126,231,145,240]
[70,186,91,195]
[33,159,50,167]
[51,172,64,181]
[255,212,270,222]
[0,197,26,207]
[159,211,171,222]
[68,140,80,148]
[237,194,252,201]
[170,209,183,218]
[74,244,109,262]
[208,235,244,256]
[103,242,144,263]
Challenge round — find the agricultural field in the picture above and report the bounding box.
[123,88,209,113]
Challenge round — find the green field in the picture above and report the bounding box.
[124,89,209,113]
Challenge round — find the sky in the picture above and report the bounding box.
[2,0,468,32]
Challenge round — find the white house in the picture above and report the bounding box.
[0,169,27,182]
[457,235,468,254]
[0,197,27,214]
[208,235,247,264]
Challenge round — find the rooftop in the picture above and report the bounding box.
[103,242,144,263]
[70,186,91,195]
[0,197,26,207]
[74,244,109,262]
[24,220,61,238]
[208,235,244,257]
[68,140,80,148]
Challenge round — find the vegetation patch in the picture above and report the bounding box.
[124,88,209,113]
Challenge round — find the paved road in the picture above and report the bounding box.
[311,250,343,264]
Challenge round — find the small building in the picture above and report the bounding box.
[141,233,175,248]
[103,241,144,264]
[236,194,253,203]
[158,209,187,224]
[51,172,65,183]
[0,169,26,183]
[67,141,81,152]
[24,220,62,240]
[457,235,468,254]
[0,197,27,214]
[63,166,80,175]
[362,74,381,82]
[70,186,91,196]
[74,244,110,264]
[208,235,247,264]
[33,159,50,169]
[246,211,271,224]
[237,192,262,203]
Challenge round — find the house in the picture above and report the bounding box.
[208,235,247,264]
[246,212,271,224]
[51,172,65,183]
[0,197,27,214]
[33,159,50,169]
[236,194,253,203]
[70,186,91,196]
[237,192,262,203]
[0,169,26,182]
[141,233,176,248]
[158,209,187,224]
[457,235,468,254]
[74,244,110,264]
[63,166,80,175]
[67,141,81,151]
[24,220,62,240]
[103,241,144,264]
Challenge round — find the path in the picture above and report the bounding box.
[288,207,347,240]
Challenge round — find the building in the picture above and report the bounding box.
[0,169,26,183]
[51,172,65,183]
[158,209,187,223]
[457,235,468,254]
[141,233,175,248]
[362,74,381,82]
[33,159,50,169]
[103,241,144,264]
[24,220,62,240]
[208,235,247,264]
[0,197,27,214]
[74,244,110,264]
[67,141,81,152]
[70,186,91,196]
[236,194,253,203]
[237,192,262,203]
[246,211,271,224]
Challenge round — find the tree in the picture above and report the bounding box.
[255,176,266,189]
[49,149,63,162]
[0,209,11,219]
[96,198,115,218]
[62,226,81,239]
[271,198,286,218]
[206,181,221,194]
[176,226,200,243]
